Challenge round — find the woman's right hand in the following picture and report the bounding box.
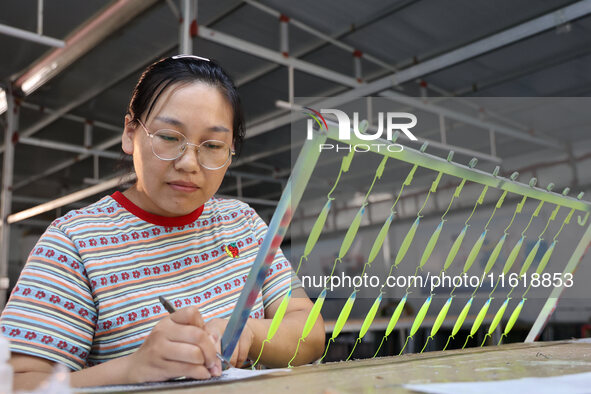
[125,306,222,383]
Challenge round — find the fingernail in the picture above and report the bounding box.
[211,365,222,376]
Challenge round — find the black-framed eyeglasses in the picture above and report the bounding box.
[137,119,235,170]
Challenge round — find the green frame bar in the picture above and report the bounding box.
[525,221,591,342]
[324,122,590,212]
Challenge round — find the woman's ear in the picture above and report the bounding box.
[122,115,136,155]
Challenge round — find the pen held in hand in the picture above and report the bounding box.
[158,295,231,370]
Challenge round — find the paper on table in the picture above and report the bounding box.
[404,371,591,394]
[74,367,290,393]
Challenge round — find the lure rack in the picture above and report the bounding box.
[230,117,591,366]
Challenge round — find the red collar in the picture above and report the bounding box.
[111,191,204,227]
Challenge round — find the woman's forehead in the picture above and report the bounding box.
[146,81,232,125]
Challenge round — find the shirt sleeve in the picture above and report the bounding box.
[0,225,96,371]
[244,206,302,309]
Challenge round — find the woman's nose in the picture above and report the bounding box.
[174,145,201,172]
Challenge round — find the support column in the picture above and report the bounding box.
[439,115,447,144]
[84,121,99,182]
[489,128,497,157]
[179,0,197,55]
[353,49,362,83]
[37,0,44,35]
[0,89,19,308]
[287,66,294,105]
[236,175,242,198]
[279,14,289,57]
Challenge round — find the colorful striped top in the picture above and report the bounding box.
[0,191,300,370]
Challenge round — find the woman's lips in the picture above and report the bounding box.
[168,182,200,192]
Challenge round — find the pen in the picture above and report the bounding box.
[158,295,231,370]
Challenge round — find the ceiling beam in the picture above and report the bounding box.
[0,22,65,48]
[18,137,121,160]
[199,25,360,88]
[454,44,591,96]
[20,101,122,133]
[12,135,122,190]
[235,0,419,87]
[13,0,161,96]
[7,173,136,224]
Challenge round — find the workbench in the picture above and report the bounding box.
[103,339,591,393]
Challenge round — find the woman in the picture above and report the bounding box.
[0,55,325,389]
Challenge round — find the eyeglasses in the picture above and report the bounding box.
[137,119,235,170]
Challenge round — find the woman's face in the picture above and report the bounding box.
[122,81,234,216]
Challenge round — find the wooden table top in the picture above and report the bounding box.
[115,339,591,393]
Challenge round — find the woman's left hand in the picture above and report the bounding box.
[205,318,255,368]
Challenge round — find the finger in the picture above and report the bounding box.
[161,342,205,365]
[229,346,239,367]
[168,325,219,370]
[236,337,249,368]
[205,327,222,354]
[162,360,212,380]
[170,306,205,328]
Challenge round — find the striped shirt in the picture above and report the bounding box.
[0,191,299,370]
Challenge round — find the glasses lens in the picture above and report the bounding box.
[199,140,231,169]
[152,129,186,159]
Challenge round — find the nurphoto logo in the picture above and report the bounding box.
[303,107,417,153]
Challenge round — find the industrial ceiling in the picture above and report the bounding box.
[1,0,591,231]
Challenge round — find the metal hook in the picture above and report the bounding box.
[392,130,400,143]
[562,187,570,196]
[510,172,519,181]
[358,119,369,134]
[492,166,500,177]
[420,141,429,152]
[529,178,537,188]
[546,183,555,192]
[447,151,454,162]
[468,158,478,168]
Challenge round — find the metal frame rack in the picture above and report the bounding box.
[221,119,591,359]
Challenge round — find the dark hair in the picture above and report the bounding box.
[126,55,245,155]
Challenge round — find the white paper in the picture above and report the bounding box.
[75,367,290,392]
[404,371,591,394]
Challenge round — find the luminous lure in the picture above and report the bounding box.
[421,296,453,353]
[346,293,382,360]
[480,298,510,346]
[288,289,326,367]
[320,291,356,362]
[443,297,473,351]
[462,230,488,273]
[399,296,432,355]
[483,197,527,276]
[373,294,407,357]
[442,185,488,272]
[498,298,526,345]
[462,190,510,275]
[462,298,491,349]
[296,151,355,274]
[251,289,291,368]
